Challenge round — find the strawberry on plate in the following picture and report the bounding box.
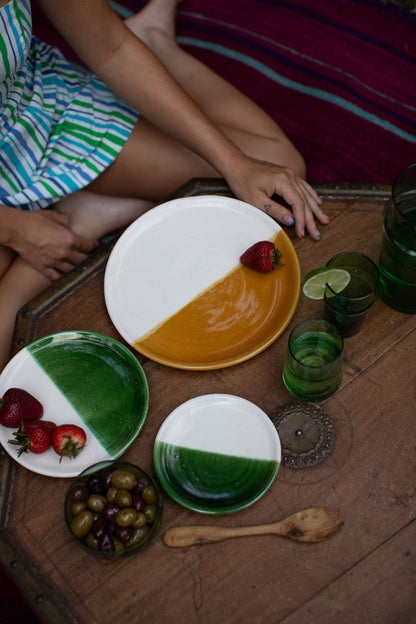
[240,241,283,273]
[8,419,56,456]
[18,419,57,435]
[0,387,44,428]
[51,424,87,461]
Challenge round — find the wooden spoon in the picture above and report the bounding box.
[163,507,343,547]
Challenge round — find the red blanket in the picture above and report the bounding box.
[32,0,416,184]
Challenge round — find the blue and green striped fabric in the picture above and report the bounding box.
[0,0,139,209]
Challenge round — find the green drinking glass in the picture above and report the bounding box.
[324,252,379,337]
[378,163,416,313]
[282,319,343,402]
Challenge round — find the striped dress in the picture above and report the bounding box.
[0,0,139,210]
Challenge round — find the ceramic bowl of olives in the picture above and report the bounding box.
[65,460,163,557]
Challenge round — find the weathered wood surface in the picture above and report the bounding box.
[0,181,415,624]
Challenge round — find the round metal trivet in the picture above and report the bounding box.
[270,400,335,469]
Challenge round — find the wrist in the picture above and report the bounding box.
[212,146,249,181]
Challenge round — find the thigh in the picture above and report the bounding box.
[86,118,216,200]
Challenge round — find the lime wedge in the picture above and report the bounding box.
[302,267,351,300]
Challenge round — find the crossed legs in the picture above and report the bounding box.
[87,0,306,199]
[0,0,306,372]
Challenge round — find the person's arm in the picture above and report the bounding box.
[35,0,327,239]
[0,205,98,281]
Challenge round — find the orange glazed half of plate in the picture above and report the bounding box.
[133,229,300,370]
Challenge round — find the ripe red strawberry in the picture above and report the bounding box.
[8,420,55,456]
[51,424,87,461]
[240,241,283,273]
[18,419,57,434]
[0,387,44,428]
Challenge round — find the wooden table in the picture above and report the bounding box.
[1,180,415,624]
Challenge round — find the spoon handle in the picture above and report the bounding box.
[164,524,273,547]
[163,507,343,547]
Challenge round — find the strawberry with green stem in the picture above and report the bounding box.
[8,420,56,456]
[240,241,284,273]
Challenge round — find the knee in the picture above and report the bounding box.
[289,150,307,179]
[250,135,307,179]
[271,139,307,179]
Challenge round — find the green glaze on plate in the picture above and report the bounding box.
[154,441,279,514]
[28,331,149,456]
[153,394,281,514]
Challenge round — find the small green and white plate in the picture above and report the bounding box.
[153,394,281,514]
[0,331,149,477]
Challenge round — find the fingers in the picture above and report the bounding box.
[261,169,330,241]
[41,266,65,282]
[34,240,97,281]
[75,235,99,255]
[37,254,88,281]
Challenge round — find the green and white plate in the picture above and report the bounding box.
[0,331,149,477]
[153,394,281,514]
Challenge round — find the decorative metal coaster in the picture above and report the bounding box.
[270,400,335,469]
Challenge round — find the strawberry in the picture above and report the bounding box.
[18,419,57,434]
[240,241,283,273]
[51,424,87,461]
[0,387,44,428]
[8,420,55,456]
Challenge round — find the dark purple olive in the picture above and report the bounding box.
[98,532,115,552]
[102,502,120,522]
[87,474,105,495]
[131,493,145,512]
[113,525,133,543]
[70,484,89,502]
[135,476,150,492]
[91,516,109,540]
[102,467,114,489]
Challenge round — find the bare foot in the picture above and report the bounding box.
[56,191,155,239]
[125,0,184,46]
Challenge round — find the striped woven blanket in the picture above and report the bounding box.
[33,0,416,185]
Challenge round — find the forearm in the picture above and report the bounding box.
[107,47,244,177]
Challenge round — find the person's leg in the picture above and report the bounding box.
[125,0,305,175]
[0,257,50,371]
[87,0,305,200]
[0,193,154,372]
[0,246,15,279]
[55,190,155,239]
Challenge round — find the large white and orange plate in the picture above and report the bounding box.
[104,196,301,370]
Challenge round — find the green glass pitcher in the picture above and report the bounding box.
[378,164,416,313]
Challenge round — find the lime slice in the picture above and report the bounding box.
[302,267,351,300]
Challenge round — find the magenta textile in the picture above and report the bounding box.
[32,0,416,185]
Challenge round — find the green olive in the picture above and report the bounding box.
[132,512,147,529]
[115,489,132,507]
[85,533,99,550]
[111,470,137,490]
[115,507,137,527]
[144,504,156,523]
[113,538,125,552]
[142,485,157,504]
[71,502,86,516]
[106,487,118,502]
[70,510,93,538]
[126,524,149,548]
[87,494,108,512]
